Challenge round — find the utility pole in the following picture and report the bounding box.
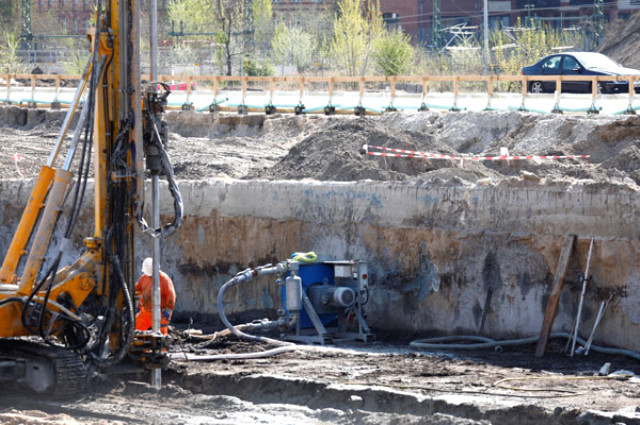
[525,3,535,26]
[483,0,489,75]
[21,0,33,50]
[593,0,604,46]
[432,0,441,50]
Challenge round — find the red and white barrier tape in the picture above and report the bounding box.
[12,153,24,178]
[364,144,590,161]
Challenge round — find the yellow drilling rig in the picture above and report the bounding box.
[0,0,181,396]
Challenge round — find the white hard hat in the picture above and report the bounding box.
[142,257,153,276]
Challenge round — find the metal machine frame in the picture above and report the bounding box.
[286,260,373,345]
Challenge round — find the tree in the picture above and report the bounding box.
[491,19,577,76]
[271,22,317,74]
[373,30,414,76]
[0,1,20,34]
[251,0,273,55]
[0,32,25,73]
[213,0,246,76]
[167,0,216,33]
[330,0,385,76]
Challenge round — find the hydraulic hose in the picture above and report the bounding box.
[137,97,183,238]
[217,271,293,348]
[292,252,317,263]
[170,345,296,362]
[409,332,640,361]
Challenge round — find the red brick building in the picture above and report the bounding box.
[33,0,96,35]
[378,0,640,46]
[32,0,640,46]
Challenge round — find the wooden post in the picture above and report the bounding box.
[31,75,37,101]
[241,76,247,105]
[328,77,334,104]
[535,234,576,357]
[54,75,61,101]
[390,76,396,105]
[186,76,193,104]
[299,77,305,102]
[422,77,428,101]
[269,77,274,103]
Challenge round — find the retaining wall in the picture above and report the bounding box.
[1,177,639,351]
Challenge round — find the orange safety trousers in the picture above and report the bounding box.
[136,307,170,335]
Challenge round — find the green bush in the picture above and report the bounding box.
[243,61,274,76]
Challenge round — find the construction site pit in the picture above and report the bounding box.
[1,105,640,424]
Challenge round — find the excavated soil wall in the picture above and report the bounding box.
[1,176,639,352]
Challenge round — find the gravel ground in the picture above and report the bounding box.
[1,106,640,424]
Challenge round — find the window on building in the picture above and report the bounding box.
[383,12,400,31]
[516,0,560,7]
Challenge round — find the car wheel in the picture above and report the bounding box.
[529,81,544,94]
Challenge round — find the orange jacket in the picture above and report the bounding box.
[135,270,176,311]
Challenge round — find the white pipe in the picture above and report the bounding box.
[151,174,161,389]
[483,0,489,76]
[570,238,594,356]
[150,0,158,81]
[584,297,610,355]
[170,345,296,361]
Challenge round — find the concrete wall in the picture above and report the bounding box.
[1,177,639,351]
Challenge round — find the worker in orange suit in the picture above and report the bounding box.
[135,257,176,335]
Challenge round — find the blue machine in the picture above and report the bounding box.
[282,262,337,329]
[280,253,372,344]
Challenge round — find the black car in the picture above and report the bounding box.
[521,52,640,94]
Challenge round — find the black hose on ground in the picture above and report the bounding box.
[409,332,640,361]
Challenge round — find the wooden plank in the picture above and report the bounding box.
[535,234,576,357]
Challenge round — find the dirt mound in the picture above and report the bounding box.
[600,10,640,69]
[1,106,640,187]
[255,118,493,182]
[255,112,640,185]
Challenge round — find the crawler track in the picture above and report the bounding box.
[0,339,86,399]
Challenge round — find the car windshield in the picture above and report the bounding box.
[574,53,621,69]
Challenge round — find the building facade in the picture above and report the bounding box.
[33,0,96,35]
[378,0,640,46]
[29,0,640,45]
